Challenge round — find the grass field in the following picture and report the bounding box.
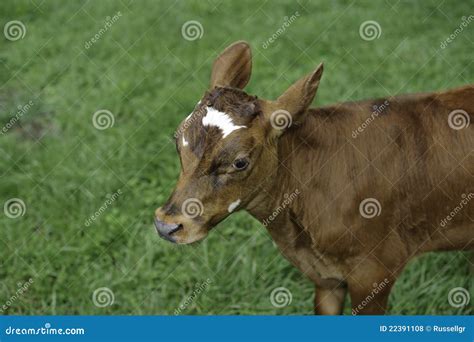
[0,0,473,315]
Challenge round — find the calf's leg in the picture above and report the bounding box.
[348,274,395,315]
[314,286,347,315]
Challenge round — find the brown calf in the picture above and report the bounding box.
[155,41,473,314]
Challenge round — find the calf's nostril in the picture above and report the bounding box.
[169,224,183,235]
[154,217,183,237]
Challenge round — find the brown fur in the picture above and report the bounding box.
[155,41,473,315]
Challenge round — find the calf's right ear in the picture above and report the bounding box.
[276,63,323,122]
[210,41,252,89]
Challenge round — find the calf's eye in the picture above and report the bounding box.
[232,158,249,171]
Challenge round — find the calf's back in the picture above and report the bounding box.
[277,85,473,260]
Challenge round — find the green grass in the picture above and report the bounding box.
[0,0,472,315]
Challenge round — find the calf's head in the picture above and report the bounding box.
[155,41,323,244]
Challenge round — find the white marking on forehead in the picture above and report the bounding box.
[182,135,188,146]
[227,199,241,213]
[202,107,246,138]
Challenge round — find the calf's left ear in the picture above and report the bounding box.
[276,63,323,122]
[210,41,252,89]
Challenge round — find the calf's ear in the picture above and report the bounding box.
[276,63,323,122]
[210,41,252,89]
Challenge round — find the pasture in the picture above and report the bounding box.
[0,0,472,314]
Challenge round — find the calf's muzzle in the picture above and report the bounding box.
[154,217,183,243]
